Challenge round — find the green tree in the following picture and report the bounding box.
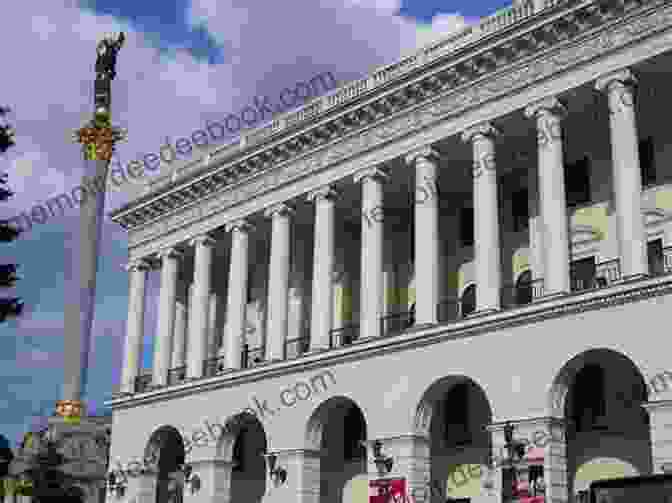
[0,105,23,322]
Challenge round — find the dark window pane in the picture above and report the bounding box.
[639,137,656,187]
[565,157,591,207]
[648,239,664,276]
[512,189,529,232]
[571,364,606,432]
[515,270,533,305]
[462,285,476,316]
[460,207,474,246]
[570,257,596,291]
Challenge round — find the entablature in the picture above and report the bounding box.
[117,0,663,258]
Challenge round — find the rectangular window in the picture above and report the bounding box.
[460,206,474,246]
[564,156,591,207]
[512,188,529,232]
[648,239,664,276]
[639,137,656,187]
[570,256,596,292]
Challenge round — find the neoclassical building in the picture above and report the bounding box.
[107,0,672,500]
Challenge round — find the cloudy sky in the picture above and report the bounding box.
[0,0,506,446]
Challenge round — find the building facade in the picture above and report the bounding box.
[107,0,672,500]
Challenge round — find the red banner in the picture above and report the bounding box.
[369,478,408,503]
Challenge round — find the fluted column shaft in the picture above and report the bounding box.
[121,259,149,393]
[187,234,216,379]
[307,187,339,350]
[462,123,502,312]
[224,220,253,369]
[265,203,294,361]
[355,167,388,339]
[525,97,570,295]
[596,68,648,279]
[154,248,181,386]
[406,147,440,325]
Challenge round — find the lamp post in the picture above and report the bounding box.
[501,422,526,502]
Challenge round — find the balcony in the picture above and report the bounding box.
[285,328,310,359]
[501,278,545,308]
[241,344,265,369]
[134,373,152,393]
[571,258,621,292]
[380,310,415,336]
[167,366,187,385]
[329,323,360,348]
[203,356,227,377]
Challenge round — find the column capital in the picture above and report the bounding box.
[156,246,183,261]
[306,185,340,203]
[224,218,254,233]
[189,233,217,248]
[524,96,567,119]
[404,146,441,167]
[461,121,499,144]
[124,259,151,272]
[595,67,637,93]
[263,202,295,218]
[353,166,389,184]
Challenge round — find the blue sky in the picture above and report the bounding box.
[0,0,507,447]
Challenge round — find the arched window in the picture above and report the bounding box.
[461,284,476,316]
[515,270,533,305]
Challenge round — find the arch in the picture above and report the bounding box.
[412,376,493,438]
[461,283,476,316]
[144,425,185,472]
[215,411,263,461]
[547,348,648,417]
[515,269,533,305]
[305,396,368,451]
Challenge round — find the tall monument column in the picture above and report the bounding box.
[62,32,126,420]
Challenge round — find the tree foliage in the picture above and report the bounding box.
[0,105,23,322]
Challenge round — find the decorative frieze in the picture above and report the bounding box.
[125,0,669,253]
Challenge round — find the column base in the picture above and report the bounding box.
[620,273,648,283]
[539,290,569,301]
[468,307,500,318]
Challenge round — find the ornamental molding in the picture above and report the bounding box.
[124,0,669,253]
[107,274,672,411]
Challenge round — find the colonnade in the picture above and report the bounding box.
[119,67,649,394]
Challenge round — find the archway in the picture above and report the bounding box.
[306,396,368,503]
[217,412,267,503]
[415,376,493,503]
[515,270,533,305]
[549,349,652,501]
[145,426,185,503]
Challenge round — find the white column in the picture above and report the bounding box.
[307,186,339,351]
[208,292,220,359]
[187,234,216,379]
[525,97,570,296]
[405,146,441,325]
[261,449,321,503]
[355,166,388,339]
[171,282,188,369]
[120,259,149,394]
[265,202,294,361]
[643,401,672,474]
[224,219,254,369]
[461,122,502,312]
[153,247,182,387]
[596,68,648,279]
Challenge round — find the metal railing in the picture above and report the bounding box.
[501,278,545,308]
[203,356,227,377]
[167,366,187,385]
[134,374,152,393]
[380,311,414,335]
[329,323,360,348]
[436,298,469,323]
[241,344,265,369]
[571,259,621,292]
[285,329,310,359]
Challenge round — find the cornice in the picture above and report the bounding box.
[121,0,662,252]
[106,273,672,411]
